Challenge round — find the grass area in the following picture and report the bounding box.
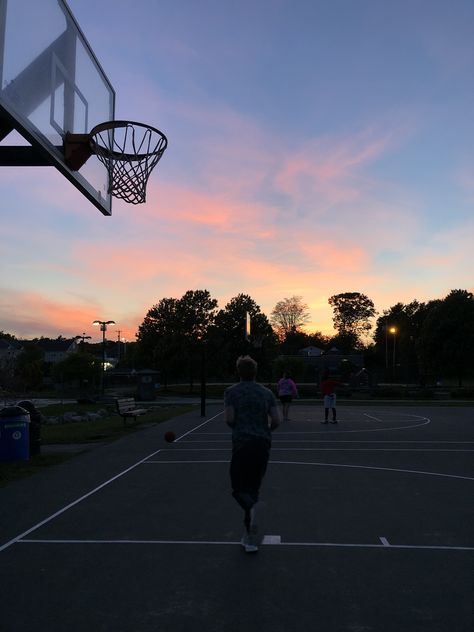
[0,403,195,488]
[40,404,195,444]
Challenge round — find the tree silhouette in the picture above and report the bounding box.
[270,296,310,341]
[328,292,376,347]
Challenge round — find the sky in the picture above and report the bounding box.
[1,0,473,345]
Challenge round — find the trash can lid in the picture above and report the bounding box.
[0,406,31,418]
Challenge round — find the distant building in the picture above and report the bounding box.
[312,347,364,375]
[0,338,23,368]
[298,345,324,357]
[36,338,78,364]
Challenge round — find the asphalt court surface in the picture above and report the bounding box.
[0,404,473,631]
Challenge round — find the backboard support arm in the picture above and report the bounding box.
[0,145,56,166]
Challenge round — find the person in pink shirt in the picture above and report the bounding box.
[277,373,298,421]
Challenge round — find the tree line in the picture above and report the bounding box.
[1,288,473,391]
[135,288,474,387]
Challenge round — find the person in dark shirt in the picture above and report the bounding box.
[225,355,280,553]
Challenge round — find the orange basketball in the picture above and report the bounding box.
[164,431,176,443]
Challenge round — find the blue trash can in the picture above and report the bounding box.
[0,406,30,461]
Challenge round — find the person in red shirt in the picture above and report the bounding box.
[320,371,341,424]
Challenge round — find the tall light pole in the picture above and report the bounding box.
[75,332,91,351]
[389,326,397,378]
[93,320,115,396]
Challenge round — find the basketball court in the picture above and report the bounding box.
[0,403,472,631]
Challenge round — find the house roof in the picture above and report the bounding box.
[0,338,22,350]
[300,345,323,352]
[36,339,77,352]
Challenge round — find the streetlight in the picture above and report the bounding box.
[93,320,115,396]
[75,332,91,351]
[385,324,397,368]
[117,333,127,363]
[389,326,397,369]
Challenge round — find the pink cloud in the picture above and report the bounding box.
[273,126,400,208]
[0,289,107,339]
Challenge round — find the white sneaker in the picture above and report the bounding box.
[241,533,258,553]
[245,542,259,553]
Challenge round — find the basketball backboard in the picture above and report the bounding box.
[245,312,251,341]
[0,0,115,215]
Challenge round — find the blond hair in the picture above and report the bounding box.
[236,355,257,380]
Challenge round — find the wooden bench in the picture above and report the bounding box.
[115,397,148,425]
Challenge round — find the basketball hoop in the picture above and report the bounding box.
[89,120,168,204]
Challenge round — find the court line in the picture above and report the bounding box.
[275,440,474,443]
[269,460,474,481]
[191,435,474,443]
[145,460,229,463]
[364,413,383,422]
[300,418,431,433]
[144,459,474,481]
[197,412,431,434]
[271,448,474,452]
[0,412,222,555]
[171,445,474,452]
[16,538,474,552]
[186,417,432,435]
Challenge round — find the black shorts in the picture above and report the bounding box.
[279,395,292,404]
[230,437,270,506]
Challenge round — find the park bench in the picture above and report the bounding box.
[115,397,148,425]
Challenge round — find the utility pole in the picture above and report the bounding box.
[117,330,122,362]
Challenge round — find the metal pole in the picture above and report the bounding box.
[392,331,396,369]
[101,325,106,397]
[200,344,206,417]
[93,319,115,399]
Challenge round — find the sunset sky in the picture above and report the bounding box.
[1,0,473,345]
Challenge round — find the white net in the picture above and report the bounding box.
[90,121,168,204]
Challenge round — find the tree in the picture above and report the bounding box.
[308,331,331,349]
[280,329,312,355]
[373,300,432,381]
[270,296,310,341]
[14,342,44,391]
[210,293,275,378]
[52,352,98,388]
[418,289,474,386]
[178,290,219,344]
[328,331,359,353]
[136,297,181,383]
[328,292,376,346]
[273,355,307,382]
[0,331,16,341]
[136,290,219,386]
